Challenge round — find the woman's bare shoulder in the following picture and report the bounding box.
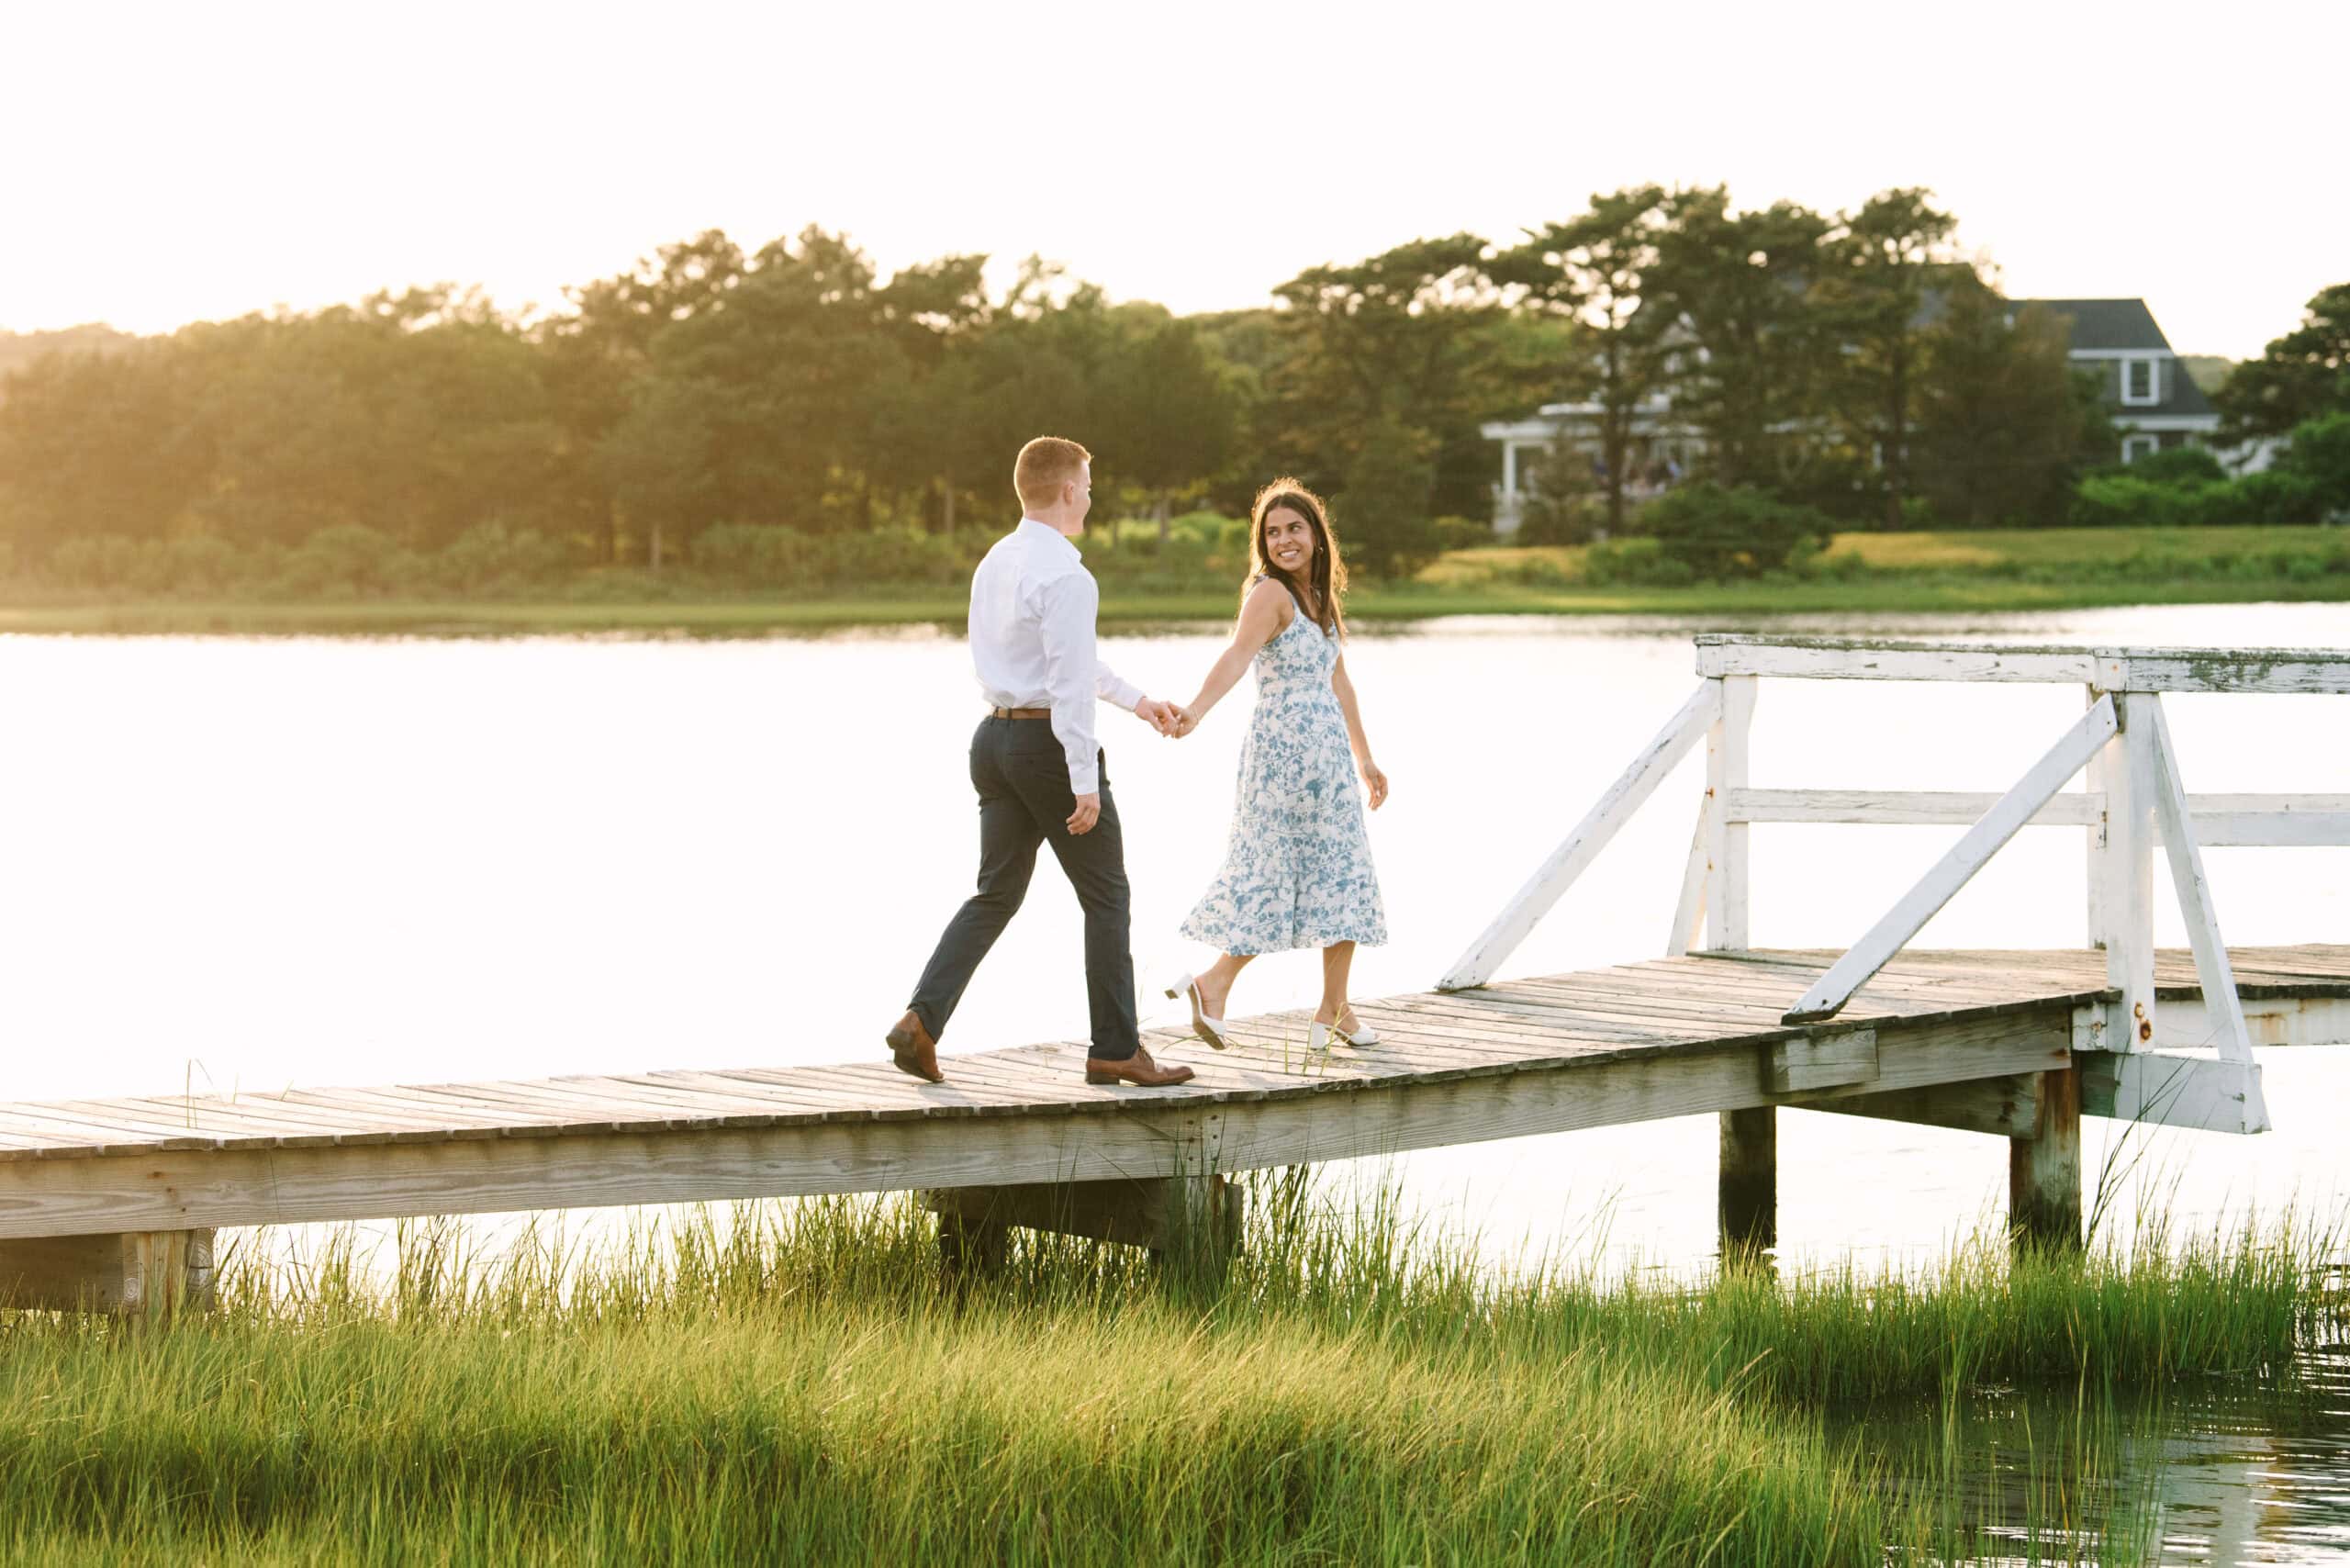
[1242,574,1297,625]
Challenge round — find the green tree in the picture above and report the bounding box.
[1096,317,1241,539]
[604,374,725,570]
[1650,188,1833,489]
[2277,410,2350,516]
[865,252,990,532]
[1912,296,2098,526]
[0,341,204,557]
[1265,234,1502,527]
[544,231,749,562]
[2214,283,2350,442]
[1816,190,1970,525]
[1494,186,1675,534]
[162,291,562,552]
[1337,417,1442,577]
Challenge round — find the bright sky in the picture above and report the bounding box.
[4,0,2341,359]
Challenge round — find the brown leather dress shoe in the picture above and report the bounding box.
[1083,1045,1196,1087]
[885,1011,944,1083]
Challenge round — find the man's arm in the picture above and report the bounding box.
[1099,641,1179,735]
[1037,572,1108,801]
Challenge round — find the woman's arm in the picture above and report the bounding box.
[1332,653,1388,809]
[1181,581,1290,732]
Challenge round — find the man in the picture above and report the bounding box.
[885,437,1197,1089]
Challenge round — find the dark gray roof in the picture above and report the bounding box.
[2151,364,2217,418]
[2010,298,2173,353]
[2006,297,2212,419]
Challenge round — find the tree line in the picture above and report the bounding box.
[0,194,2340,588]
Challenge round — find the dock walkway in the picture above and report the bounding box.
[4,634,2345,1316]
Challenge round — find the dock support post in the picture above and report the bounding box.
[1702,675,1756,952]
[935,1208,1010,1283]
[924,1174,1241,1284]
[2008,1068,2083,1251]
[0,1229,216,1321]
[2095,690,2157,1050]
[1717,1106,1776,1252]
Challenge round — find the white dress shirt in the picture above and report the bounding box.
[968,518,1144,794]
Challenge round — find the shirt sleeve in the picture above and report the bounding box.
[1037,570,1107,795]
[1094,657,1144,713]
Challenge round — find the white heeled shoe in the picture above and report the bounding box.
[1165,973,1228,1050]
[1307,1014,1379,1052]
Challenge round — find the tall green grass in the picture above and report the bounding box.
[0,1184,2339,1565]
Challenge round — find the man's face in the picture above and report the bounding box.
[1069,462,1093,529]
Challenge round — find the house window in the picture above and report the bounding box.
[2121,357,2160,406]
[2121,434,2161,465]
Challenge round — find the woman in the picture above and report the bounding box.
[1168,478,1389,1053]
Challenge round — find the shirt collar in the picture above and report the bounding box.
[1018,516,1081,559]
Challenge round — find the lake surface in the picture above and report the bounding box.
[1,600,2344,1561]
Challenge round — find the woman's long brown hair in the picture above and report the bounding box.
[1243,477,1348,640]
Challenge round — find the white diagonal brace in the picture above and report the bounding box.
[1781,695,2120,1024]
[1665,791,1710,958]
[1440,680,1720,991]
[2140,694,2256,1067]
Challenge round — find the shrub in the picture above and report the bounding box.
[1633,484,1830,578]
[272,525,418,599]
[1164,510,1233,546]
[2199,470,2319,527]
[2112,445,2227,487]
[157,536,241,595]
[428,523,576,595]
[1582,536,1697,588]
[1431,516,1493,552]
[690,524,818,589]
[2066,476,2223,528]
[1516,494,1603,547]
[2279,410,2350,518]
[50,535,142,590]
[823,527,978,588]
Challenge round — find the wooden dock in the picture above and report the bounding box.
[3,635,2345,1317]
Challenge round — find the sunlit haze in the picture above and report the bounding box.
[4,0,2342,357]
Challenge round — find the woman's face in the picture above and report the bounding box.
[1262,505,1316,576]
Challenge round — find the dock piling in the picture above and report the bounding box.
[1718,1106,1776,1252]
[0,1228,215,1320]
[2008,1067,2083,1251]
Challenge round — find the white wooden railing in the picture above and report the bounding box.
[1442,636,2350,1136]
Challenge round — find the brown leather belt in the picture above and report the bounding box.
[990,706,1052,720]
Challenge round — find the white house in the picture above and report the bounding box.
[2009,297,2220,465]
[1482,394,1701,535]
[1483,296,2225,532]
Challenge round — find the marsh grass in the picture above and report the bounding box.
[1,1183,2340,1565]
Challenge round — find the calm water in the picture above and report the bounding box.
[2,600,2344,1561]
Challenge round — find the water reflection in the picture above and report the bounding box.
[1842,1336,2350,1565]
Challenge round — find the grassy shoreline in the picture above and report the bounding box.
[0,523,2342,637]
[2,1192,2341,1564]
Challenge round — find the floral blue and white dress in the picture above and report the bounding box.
[1181,581,1388,954]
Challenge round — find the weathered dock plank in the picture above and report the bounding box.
[0,947,2339,1245]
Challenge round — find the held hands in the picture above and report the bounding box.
[1133,697,1180,736]
[1133,697,1197,739]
